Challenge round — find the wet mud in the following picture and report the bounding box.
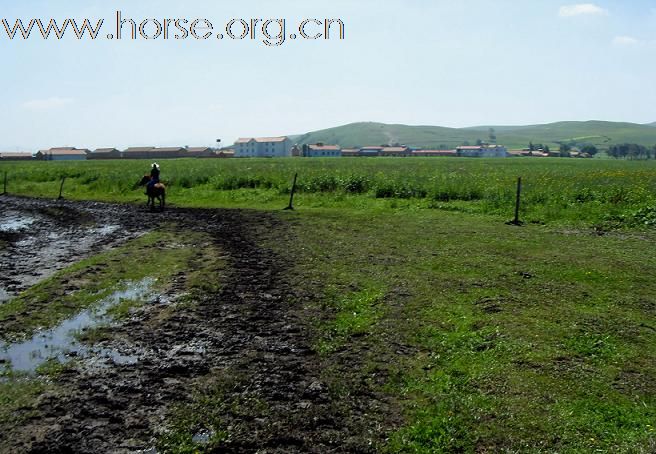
[0,196,397,453]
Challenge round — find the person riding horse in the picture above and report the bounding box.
[138,163,166,211]
[147,163,160,193]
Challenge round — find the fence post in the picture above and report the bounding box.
[58,176,66,200]
[512,177,522,225]
[284,173,298,211]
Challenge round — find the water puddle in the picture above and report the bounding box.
[0,278,156,373]
[192,430,215,445]
[96,224,120,235]
[0,212,35,232]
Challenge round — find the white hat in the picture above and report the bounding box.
[152,163,160,169]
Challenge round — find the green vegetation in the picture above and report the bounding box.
[274,208,656,452]
[1,158,655,451]
[292,120,656,149]
[3,158,656,229]
[315,286,386,354]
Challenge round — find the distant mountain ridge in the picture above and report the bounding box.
[290,121,656,150]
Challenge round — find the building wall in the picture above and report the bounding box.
[236,139,292,157]
[51,155,87,161]
[307,149,341,157]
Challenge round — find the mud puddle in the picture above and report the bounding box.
[0,196,148,304]
[0,198,398,453]
[0,278,156,373]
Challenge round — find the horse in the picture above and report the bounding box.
[136,175,166,211]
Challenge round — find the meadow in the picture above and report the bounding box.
[1,157,655,452]
[2,157,656,228]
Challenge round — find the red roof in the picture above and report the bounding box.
[309,145,341,151]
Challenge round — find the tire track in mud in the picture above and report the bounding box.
[1,198,394,453]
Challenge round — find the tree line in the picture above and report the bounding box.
[607,144,656,160]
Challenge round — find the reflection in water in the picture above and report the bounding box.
[0,278,155,372]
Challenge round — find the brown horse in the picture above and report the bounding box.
[137,175,166,211]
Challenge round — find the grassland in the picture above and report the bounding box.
[1,157,655,451]
[292,121,656,149]
[274,208,656,452]
[2,157,656,229]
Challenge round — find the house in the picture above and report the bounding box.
[306,144,342,157]
[456,145,508,158]
[153,147,186,158]
[88,148,121,160]
[123,147,155,159]
[0,152,33,161]
[235,137,292,157]
[341,148,360,157]
[185,147,215,158]
[359,146,384,157]
[412,150,457,157]
[215,150,235,158]
[36,148,89,161]
[381,146,412,157]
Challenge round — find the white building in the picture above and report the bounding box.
[235,137,292,157]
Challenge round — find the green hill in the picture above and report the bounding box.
[290,121,656,150]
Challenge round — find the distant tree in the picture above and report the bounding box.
[559,143,572,157]
[544,145,550,153]
[580,145,599,156]
[489,128,497,144]
[476,139,483,146]
[462,141,471,146]
[608,143,650,160]
[529,142,535,152]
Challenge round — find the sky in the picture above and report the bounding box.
[1,0,655,150]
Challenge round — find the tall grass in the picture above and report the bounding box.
[2,158,656,227]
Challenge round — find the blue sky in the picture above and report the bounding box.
[1,0,655,150]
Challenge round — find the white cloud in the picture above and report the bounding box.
[22,97,74,111]
[612,36,640,46]
[559,4,609,17]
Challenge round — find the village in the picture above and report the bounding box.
[0,137,594,161]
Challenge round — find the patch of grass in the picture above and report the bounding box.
[316,287,385,354]
[34,358,73,379]
[270,207,656,452]
[158,373,267,453]
[0,375,47,428]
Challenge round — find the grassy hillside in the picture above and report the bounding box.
[290,121,656,150]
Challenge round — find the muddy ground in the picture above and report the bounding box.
[0,196,398,453]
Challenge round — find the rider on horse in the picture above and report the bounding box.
[147,163,160,193]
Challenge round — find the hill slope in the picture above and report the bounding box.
[291,121,656,149]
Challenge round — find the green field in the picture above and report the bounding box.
[1,157,655,452]
[291,121,656,150]
[2,157,656,228]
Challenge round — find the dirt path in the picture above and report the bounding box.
[1,197,394,453]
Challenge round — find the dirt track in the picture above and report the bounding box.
[0,196,395,453]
